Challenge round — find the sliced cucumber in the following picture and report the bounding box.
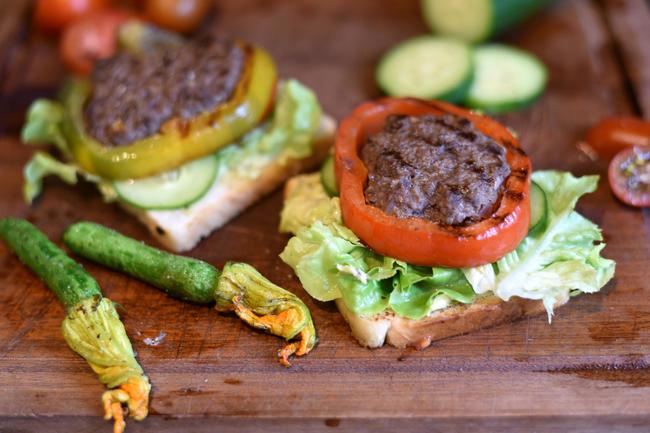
[320,154,338,197]
[376,36,473,103]
[466,44,547,114]
[529,180,547,232]
[114,154,219,210]
[421,0,549,43]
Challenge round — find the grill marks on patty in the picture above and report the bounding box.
[361,114,511,226]
[84,34,245,147]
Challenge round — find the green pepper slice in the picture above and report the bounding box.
[60,43,277,180]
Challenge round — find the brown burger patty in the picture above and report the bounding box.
[361,114,511,226]
[84,34,245,147]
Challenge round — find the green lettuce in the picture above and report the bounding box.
[21,99,70,156]
[463,171,615,320]
[279,174,341,234]
[22,152,117,204]
[212,79,322,181]
[279,171,615,321]
[23,152,78,203]
[279,174,478,320]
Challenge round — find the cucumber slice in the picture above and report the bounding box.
[529,180,547,232]
[320,154,338,197]
[376,36,473,103]
[422,0,492,42]
[114,154,219,210]
[421,0,549,42]
[466,44,547,114]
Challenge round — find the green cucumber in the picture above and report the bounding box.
[529,180,547,232]
[376,36,473,103]
[421,0,549,42]
[465,44,547,114]
[113,154,219,210]
[320,154,338,196]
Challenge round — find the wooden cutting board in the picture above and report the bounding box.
[1,1,650,432]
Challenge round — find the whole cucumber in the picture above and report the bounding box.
[0,218,101,309]
[63,222,218,304]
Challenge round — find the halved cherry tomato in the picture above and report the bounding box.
[609,146,650,208]
[34,0,110,34]
[585,117,650,161]
[143,0,211,33]
[59,10,135,75]
[335,98,532,268]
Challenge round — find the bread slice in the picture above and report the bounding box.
[121,114,336,252]
[335,294,566,349]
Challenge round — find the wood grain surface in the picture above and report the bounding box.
[1,1,650,432]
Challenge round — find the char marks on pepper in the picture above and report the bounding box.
[361,114,511,226]
[85,34,245,146]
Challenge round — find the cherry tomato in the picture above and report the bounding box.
[143,0,211,33]
[34,0,110,34]
[585,117,650,161]
[59,10,135,75]
[609,146,650,207]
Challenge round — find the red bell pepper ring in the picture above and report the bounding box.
[335,98,532,268]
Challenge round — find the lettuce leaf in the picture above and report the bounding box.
[23,152,78,203]
[279,174,477,319]
[279,174,342,234]
[21,99,70,157]
[23,152,118,204]
[213,79,322,180]
[387,265,475,318]
[464,171,616,320]
[280,219,476,319]
[269,79,322,160]
[280,171,615,321]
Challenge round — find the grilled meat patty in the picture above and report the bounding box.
[361,114,511,226]
[85,34,245,147]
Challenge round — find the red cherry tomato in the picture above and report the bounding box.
[34,0,110,34]
[585,117,650,161]
[609,146,650,208]
[143,0,211,33]
[59,10,135,75]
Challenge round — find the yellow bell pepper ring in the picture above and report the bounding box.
[60,43,277,180]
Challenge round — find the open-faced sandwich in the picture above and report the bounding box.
[279,97,615,349]
[22,23,335,252]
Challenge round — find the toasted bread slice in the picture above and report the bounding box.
[335,295,565,349]
[121,114,336,252]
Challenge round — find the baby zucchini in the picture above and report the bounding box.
[0,218,150,433]
[63,221,317,366]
